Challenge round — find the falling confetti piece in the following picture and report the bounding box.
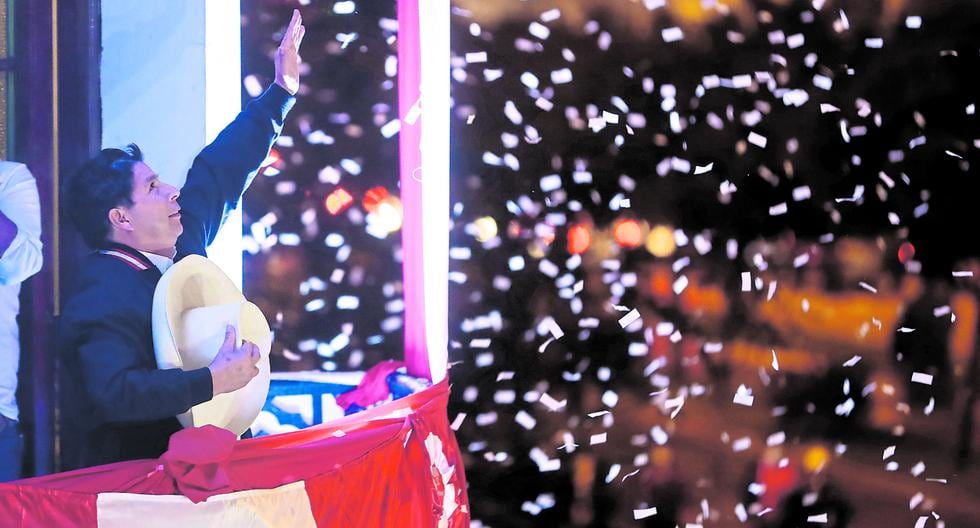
[662,27,684,43]
[515,410,537,430]
[734,384,755,407]
[450,413,466,431]
[464,51,487,63]
[633,507,658,520]
[911,372,933,385]
[619,308,642,328]
[551,68,573,84]
[843,355,862,367]
[748,131,768,148]
[538,392,567,411]
[590,433,608,445]
[859,282,878,293]
[694,163,714,175]
[865,37,884,48]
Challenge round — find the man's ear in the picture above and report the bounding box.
[108,207,134,232]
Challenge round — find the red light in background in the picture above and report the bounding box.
[325,187,354,215]
[613,219,643,248]
[898,242,915,264]
[362,186,390,213]
[567,224,592,254]
[262,148,282,168]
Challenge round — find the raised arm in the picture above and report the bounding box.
[176,10,306,257]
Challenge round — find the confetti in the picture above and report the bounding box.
[538,392,567,412]
[633,507,658,520]
[843,355,862,367]
[733,384,755,407]
[618,308,642,328]
[551,68,573,84]
[515,410,537,430]
[464,51,487,64]
[662,27,684,43]
[694,162,714,175]
[450,413,466,431]
[911,372,933,385]
[748,131,768,148]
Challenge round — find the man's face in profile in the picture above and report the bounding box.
[117,161,183,255]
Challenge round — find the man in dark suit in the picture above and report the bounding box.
[58,10,305,469]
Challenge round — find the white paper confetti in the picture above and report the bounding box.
[539,392,567,412]
[464,51,487,64]
[843,355,862,367]
[733,384,755,407]
[662,27,684,43]
[633,507,658,520]
[515,410,537,430]
[748,131,768,148]
[911,372,933,385]
[450,413,466,431]
[619,309,642,329]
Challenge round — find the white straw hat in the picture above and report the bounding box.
[151,254,272,436]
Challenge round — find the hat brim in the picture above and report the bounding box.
[152,254,272,436]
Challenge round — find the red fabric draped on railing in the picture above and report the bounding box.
[0,382,469,527]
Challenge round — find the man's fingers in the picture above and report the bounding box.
[282,9,301,46]
[295,25,306,49]
[250,343,261,362]
[223,325,237,348]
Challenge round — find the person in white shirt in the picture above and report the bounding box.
[0,161,43,482]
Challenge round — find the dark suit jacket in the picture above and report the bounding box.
[59,84,294,469]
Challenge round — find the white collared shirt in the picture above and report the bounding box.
[0,162,43,421]
[139,250,175,275]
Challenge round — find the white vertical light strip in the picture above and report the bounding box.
[418,0,451,382]
[203,0,244,290]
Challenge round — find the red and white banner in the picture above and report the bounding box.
[0,381,469,527]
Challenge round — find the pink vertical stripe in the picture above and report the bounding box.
[397,0,430,380]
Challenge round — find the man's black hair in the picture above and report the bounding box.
[62,144,144,249]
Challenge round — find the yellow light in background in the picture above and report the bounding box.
[646,224,677,257]
[374,195,404,233]
[473,216,498,242]
[670,0,741,24]
[802,444,831,474]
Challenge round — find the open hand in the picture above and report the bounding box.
[274,9,306,95]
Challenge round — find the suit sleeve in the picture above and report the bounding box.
[68,298,213,423]
[176,84,295,257]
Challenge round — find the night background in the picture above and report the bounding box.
[240,0,980,526]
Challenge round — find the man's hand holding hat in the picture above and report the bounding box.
[209,325,261,397]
